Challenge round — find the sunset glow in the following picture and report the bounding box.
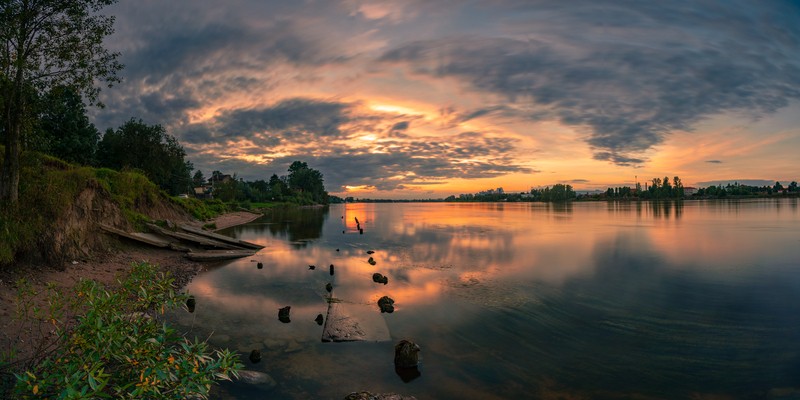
[94,1,800,198]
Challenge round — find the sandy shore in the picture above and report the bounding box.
[0,211,262,366]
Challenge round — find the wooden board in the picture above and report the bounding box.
[322,293,391,342]
[179,225,264,249]
[99,224,172,248]
[147,223,242,249]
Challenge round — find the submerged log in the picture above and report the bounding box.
[184,249,257,261]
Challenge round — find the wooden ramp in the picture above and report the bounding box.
[179,225,264,249]
[99,224,172,248]
[100,223,261,262]
[146,223,242,249]
[321,293,391,342]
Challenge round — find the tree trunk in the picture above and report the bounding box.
[0,123,20,204]
[0,102,21,204]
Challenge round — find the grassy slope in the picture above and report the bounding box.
[0,148,186,264]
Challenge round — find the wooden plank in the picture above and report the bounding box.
[184,249,257,261]
[321,293,391,342]
[147,223,242,249]
[98,224,172,248]
[178,224,264,249]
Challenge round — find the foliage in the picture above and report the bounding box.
[287,161,328,204]
[10,262,241,399]
[1,0,123,203]
[201,163,329,206]
[172,197,228,221]
[27,86,101,165]
[96,119,193,196]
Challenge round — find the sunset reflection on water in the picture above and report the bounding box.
[170,199,800,399]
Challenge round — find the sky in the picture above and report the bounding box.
[92,0,800,199]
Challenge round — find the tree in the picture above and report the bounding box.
[287,161,327,204]
[1,0,123,203]
[96,119,192,196]
[192,170,205,187]
[31,86,100,164]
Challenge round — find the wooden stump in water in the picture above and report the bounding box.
[249,349,261,363]
[278,306,291,323]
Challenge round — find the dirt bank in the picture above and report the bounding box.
[0,211,261,367]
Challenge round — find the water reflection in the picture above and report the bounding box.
[172,200,800,399]
[225,206,329,247]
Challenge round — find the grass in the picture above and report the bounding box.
[0,149,176,265]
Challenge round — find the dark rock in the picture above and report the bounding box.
[249,349,261,363]
[336,248,340,252]
[330,264,335,275]
[394,340,420,368]
[343,230,346,234]
[237,370,277,389]
[257,262,263,269]
[395,365,421,383]
[315,313,324,325]
[368,257,376,266]
[378,296,395,313]
[372,273,388,285]
[309,265,316,270]
[326,282,333,292]
[186,296,196,313]
[278,306,291,323]
[366,250,375,254]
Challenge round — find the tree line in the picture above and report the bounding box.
[196,161,328,206]
[2,70,327,204]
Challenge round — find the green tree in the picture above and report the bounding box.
[672,176,684,198]
[287,161,327,204]
[192,170,206,188]
[1,0,123,203]
[96,119,193,195]
[30,86,100,165]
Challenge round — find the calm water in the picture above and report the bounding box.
[170,199,800,399]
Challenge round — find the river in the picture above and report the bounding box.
[169,199,800,399]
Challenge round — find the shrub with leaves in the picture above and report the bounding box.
[12,262,241,399]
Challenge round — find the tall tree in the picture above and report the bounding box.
[287,161,327,204]
[96,119,192,196]
[32,86,100,164]
[0,0,123,203]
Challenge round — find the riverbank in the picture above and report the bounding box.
[0,211,261,367]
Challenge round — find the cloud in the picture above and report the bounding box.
[705,160,723,164]
[176,96,534,191]
[378,1,800,165]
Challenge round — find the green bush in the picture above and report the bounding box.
[10,262,241,399]
[172,197,228,221]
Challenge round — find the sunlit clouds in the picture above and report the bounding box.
[94,0,800,197]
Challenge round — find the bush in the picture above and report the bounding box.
[10,262,241,399]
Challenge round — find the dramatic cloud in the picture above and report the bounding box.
[180,97,532,191]
[377,1,800,165]
[92,0,800,195]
